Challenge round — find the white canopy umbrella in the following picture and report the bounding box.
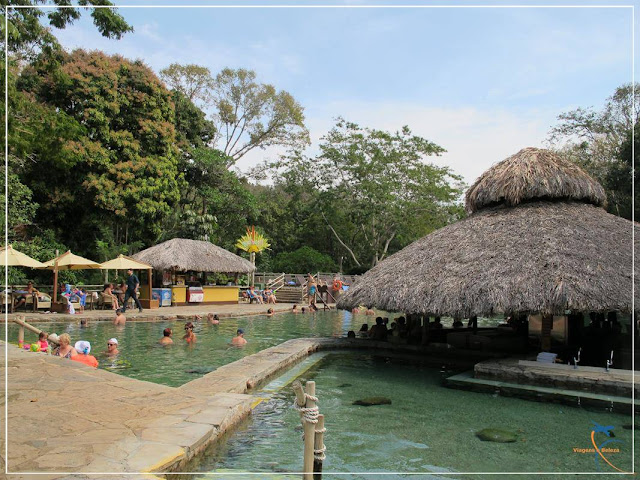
[0,245,45,268]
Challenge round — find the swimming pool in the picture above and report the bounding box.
[9,310,496,386]
[193,352,637,478]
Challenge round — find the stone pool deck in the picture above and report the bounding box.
[2,336,343,478]
[1,302,298,324]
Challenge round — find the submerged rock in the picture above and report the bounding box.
[352,397,392,406]
[185,367,214,374]
[476,428,518,443]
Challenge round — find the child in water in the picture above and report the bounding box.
[37,332,49,351]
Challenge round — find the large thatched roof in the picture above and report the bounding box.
[132,238,255,273]
[338,148,637,317]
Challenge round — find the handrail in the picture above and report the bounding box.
[266,273,285,293]
[12,316,60,345]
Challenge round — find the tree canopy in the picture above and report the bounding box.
[270,118,465,269]
[549,83,638,220]
[15,49,181,250]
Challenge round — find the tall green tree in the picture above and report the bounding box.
[159,64,309,165]
[16,49,181,251]
[271,118,465,269]
[548,83,638,219]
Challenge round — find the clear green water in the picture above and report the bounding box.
[193,353,637,479]
[10,310,475,386]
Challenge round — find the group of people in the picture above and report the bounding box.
[24,331,121,368]
[291,303,318,314]
[157,312,246,346]
[245,286,277,304]
[348,315,464,344]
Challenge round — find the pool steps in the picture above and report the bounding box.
[446,370,638,414]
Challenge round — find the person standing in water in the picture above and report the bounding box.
[113,308,126,325]
[231,328,247,346]
[159,328,173,345]
[183,322,196,343]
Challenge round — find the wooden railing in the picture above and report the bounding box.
[266,273,285,292]
[12,316,60,346]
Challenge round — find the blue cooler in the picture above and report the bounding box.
[152,288,172,307]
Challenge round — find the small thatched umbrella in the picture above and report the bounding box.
[132,238,255,274]
[338,147,639,318]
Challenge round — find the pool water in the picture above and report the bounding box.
[193,352,637,478]
[9,310,490,386]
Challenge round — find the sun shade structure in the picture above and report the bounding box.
[338,147,638,317]
[0,245,45,268]
[41,251,101,270]
[132,238,255,273]
[100,254,152,270]
[40,251,101,304]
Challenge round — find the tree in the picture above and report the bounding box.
[2,0,132,60]
[271,118,465,269]
[548,83,638,219]
[158,64,309,165]
[160,63,215,107]
[16,49,181,250]
[271,246,338,274]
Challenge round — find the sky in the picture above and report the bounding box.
[46,1,635,186]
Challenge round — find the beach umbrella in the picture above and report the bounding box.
[0,245,45,268]
[101,254,153,297]
[40,251,101,302]
[100,254,152,270]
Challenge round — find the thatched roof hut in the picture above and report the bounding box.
[132,238,255,274]
[338,147,638,317]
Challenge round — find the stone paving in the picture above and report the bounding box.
[1,302,297,324]
[1,335,331,479]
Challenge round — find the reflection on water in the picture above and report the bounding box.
[194,353,636,478]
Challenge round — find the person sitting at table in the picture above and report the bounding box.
[14,281,39,310]
[117,281,127,304]
[102,283,119,310]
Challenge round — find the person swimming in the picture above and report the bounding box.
[207,313,220,325]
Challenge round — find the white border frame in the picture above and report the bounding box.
[3,2,636,476]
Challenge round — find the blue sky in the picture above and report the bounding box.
[46,1,635,185]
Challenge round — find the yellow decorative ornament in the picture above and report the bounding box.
[236,226,270,254]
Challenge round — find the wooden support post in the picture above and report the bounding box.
[541,313,553,352]
[17,318,24,346]
[421,316,429,345]
[313,414,325,478]
[13,316,60,346]
[303,381,316,479]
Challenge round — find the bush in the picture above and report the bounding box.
[271,246,337,273]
